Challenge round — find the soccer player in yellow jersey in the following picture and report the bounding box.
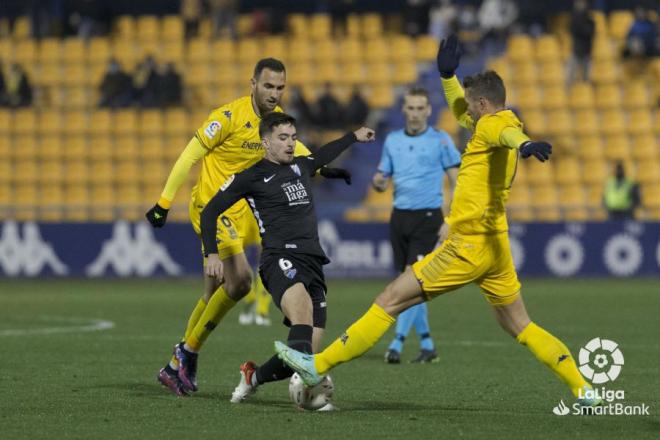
[275,36,601,407]
[146,58,350,396]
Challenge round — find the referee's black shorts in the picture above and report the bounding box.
[389,208,444,272]
[259,252,328,328]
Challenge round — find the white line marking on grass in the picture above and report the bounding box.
[0,315,115,336]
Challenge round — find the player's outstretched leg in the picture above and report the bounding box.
[276,270,423,386]
[494,294,599,406]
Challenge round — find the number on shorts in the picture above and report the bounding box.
[220,216,233,228]
[278,258,293,271]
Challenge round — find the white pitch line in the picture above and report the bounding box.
[0,316,115,336]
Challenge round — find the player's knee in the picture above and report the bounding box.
[225,271,253,299]
[375,283,405,316]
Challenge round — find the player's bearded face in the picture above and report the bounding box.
[252,69,286,115]
[264,124,297,164]
[465,90,484,121]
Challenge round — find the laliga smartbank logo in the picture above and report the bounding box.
[552,338,650,416]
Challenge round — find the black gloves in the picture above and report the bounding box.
[437,34,462,79]
[145,203,169,227]
[519,141,552,162]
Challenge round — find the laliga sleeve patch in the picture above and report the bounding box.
[204,121,221,139]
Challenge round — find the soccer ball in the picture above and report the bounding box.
[288,373,334,410]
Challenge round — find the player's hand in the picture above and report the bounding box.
[372,172,389,192]
[436,223,450,246]
[519,141,552,162]
[437,34,461,79]
[354,127,376,142]
[320,167,352,185]
[205,254,224,280]
[145,203,169,228]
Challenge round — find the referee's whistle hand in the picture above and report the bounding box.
[354,127,376,142]
[205,254,224,280]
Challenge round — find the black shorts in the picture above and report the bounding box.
[259,252,328,328]
[389,208,444,272]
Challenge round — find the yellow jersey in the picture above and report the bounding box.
[191,96,310,216]
[442,77,528,235]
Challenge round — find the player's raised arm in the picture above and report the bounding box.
[310,127,375,170]
[296,139,352,185]
[437,35,474,130]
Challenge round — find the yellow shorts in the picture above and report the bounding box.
[189,199,246,260]
[411,232,521,306]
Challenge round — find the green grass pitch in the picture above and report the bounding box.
[1,278,658,439]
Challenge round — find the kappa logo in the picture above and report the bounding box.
[86,221,181,277]
[223,110,232,119]
[340,333,349,345]
[245,121,252,129]
[204,121,221,139]
[0,221,68,276]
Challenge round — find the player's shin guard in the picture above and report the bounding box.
[185,286,236,352]
[256,324,313,384]
[169,297,208,369]
[516,322,589,397]
[315,303,395,375]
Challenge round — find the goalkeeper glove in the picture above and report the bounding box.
[437,34,462,79]
[519,141,552,162]
[145,203,169,228]
[320,167,352,185]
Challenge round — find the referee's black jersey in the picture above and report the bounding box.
[201,155,327,261]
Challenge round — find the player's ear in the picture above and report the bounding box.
[250,77,257,90]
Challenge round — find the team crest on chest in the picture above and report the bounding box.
[290,164,301,176]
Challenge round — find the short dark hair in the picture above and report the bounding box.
[463,70,506,106]
[259,112,296,138]
[253,58,286,79]
[405,86,430,103]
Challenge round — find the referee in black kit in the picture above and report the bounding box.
[200,112,375,403]
[372,87,460,364]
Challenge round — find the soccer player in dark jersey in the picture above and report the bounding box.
[200,112,375,404]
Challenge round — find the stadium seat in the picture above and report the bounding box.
[237,38,260,65]
[38,138,63,161]
[11,16,30,40]
[507,34,534,63]
[535,34,562,62]
[622,81,651,109]
[262,35,286,61]
[88,110,113,138]
[13,184,37,221]
[64,160,89,186]
[486,57,511,84]
[591,60,619,84]
[113,110,138,137]
[62,63,87,87]
[389,35,415,63]
[627,110,653,136]
[63,136,89,161]
[366,62,392,86]
[111,39,139,70]
[600,109,626,136]
[63,185,89,221]
[287,61,314,86]
[362,14,383,39]
[525,159,554,187]
[63,111,88,137]
[554,157,581,185]
[89,185,115,221]
[559,185,588,221]
[608,10,634,40]
[568,82,595,110]
[365,38,390,63]
[12,109,37,136]
[287,14,307,37]
[515,86,542,111]
[582,159,608,185]
[530,186,561,221]
[162,15,184,40]
[338,39,364,63]
[538,62,565,86]
[545,110,573,136]
[511,61,537,86]
[13,160,38,184]
[591,37,614,62]
[0,110,10,135]
[573,109,600,136]
[62,38,85,65]
[116,15,136,40]
[310,14,332,40]
[39,160,64,186]
[39,111,63,137]
[635,161,660,184]
[414,35,438,62]
[114,136,139,161]
[603,135,631,160]
[630,134,657,160]
[210,39,237,64]
[87,137,112,162]
[340,62,366,85]
[164,109,190,136]
[88,37,112,66]
[595,84,622,109]
[138,110,164,137]
[159,41,184,64]
[89,161,114,185]
[137,15,160,41]
[13,40,37,65]
[366,85,395,109]
[187,38,210,65]
[38,38,62,65]
[542,86,568,109]
[392,61,418,85]
[140,137,164,162]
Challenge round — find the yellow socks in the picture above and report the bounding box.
[170,297,208,368]
[314,303,395,375]
[185,286,237,352]
[517,322,589,397]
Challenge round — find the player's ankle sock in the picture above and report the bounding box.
[315,303,395,375]
[167,298,208,368]
[185,286,236,352]
[164,364,178,376]
[388,334,405,353]
[256,324,313,384]
[419,333,435,351]
[517,322,589,397]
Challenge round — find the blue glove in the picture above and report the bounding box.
[145,203,169,227]
[437,34,461,79]
[320,167,352,185]
[519,141,552,162]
